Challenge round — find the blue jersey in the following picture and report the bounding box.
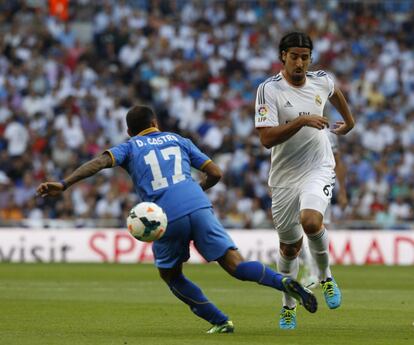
[107,128,212,222]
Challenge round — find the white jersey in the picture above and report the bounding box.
[255,70,336,187]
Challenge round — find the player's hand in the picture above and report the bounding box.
[302,115,330,130]
[331,121,353,135]
[337,190,348,209]
[36,182,65,197]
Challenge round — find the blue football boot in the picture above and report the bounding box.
[321,277,342,309]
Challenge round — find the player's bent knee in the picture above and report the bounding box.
[302,221,321,234]
[218,249,244,275]
[159,271,171,284]
[300,211,323,235]
[158,266,182,284]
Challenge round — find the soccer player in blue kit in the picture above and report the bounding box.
[37,105,317,333]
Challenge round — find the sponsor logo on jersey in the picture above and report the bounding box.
[284,100,293,107]
[257,105,268,116]
[315,95,322,106]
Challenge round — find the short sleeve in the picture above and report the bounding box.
[326,72,335,98]
[106,141,131,167]
[255,81,279,127]
[185,139,211,170]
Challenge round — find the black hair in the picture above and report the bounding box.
[126,105,156,135]
[279,32,313,63]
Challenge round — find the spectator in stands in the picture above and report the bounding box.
[0,0,412,228]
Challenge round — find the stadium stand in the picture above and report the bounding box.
[0,0,413,229]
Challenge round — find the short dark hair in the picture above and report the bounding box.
[126,105,156,135]
[279,32,313,62]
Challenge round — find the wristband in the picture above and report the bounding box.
[60,179,68,191]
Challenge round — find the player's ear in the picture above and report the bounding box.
[127,128,133,137]
[281,50,287,64]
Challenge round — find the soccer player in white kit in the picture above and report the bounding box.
[254,32,355,329]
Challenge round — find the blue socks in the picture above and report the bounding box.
[234,261,286,291]
[168,274,228,325]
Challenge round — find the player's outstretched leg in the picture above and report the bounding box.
[218,249,317,331]
[231,260,317,313]
[160,267,233,333]
[218,250,317,310]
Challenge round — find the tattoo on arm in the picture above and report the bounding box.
[64,153,113,189]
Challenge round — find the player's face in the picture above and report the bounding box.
[282,47,311,85]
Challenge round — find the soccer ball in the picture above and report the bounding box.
[127,202,167,242]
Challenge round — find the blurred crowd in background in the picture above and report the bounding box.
[0,0,413,229]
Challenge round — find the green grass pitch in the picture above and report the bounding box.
[0,264,413,345]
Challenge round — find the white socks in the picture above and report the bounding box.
[300,238,319,278]
[307,228,331,281]
[277,253,299,308]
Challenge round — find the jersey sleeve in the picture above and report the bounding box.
[185,138,211,170]
[326,72,335,98]
[255,81,279,127]
[106,141,131,167]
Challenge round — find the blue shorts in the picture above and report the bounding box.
[152,207,237,268]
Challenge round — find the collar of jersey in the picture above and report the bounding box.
[138,127,160,136]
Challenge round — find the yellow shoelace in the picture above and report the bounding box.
[322,281,335,297]
[281,309,296,323]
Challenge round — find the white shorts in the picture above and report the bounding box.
[271,168,335,244]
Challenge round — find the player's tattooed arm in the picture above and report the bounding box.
[199,161,222,191]
[37,152,113,197]
[63,152,113,189]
